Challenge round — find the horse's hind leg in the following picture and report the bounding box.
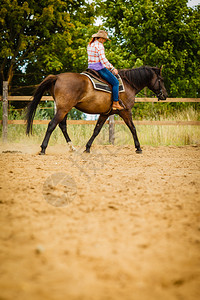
[119,110,142,153]
[59,114,76,151]
[85,114,108,153]
[59,114,71,142]
[40,110,67,155]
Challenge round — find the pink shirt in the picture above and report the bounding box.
[87,40,113,70]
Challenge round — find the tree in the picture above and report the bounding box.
[0,0,95,93]
[96,0,200,97]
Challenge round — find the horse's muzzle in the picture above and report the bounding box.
[158,91,168,101]
[158,95,167,101]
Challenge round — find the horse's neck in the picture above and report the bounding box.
[129,79,148,96]
[132,70,152,94]
[134,82,147,95]
[121,68,152,95]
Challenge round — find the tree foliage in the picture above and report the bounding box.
[0,0,199,110]
[0,0,95,93]
[96,0,200,97]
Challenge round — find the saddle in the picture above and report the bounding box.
[85,69,112,87]
[81,68,125,94]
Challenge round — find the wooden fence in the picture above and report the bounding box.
[1,81,200,143]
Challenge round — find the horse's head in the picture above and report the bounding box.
[149,66,168,100]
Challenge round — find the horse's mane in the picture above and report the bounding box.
[119,66,156,89]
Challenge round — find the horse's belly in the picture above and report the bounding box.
[74,104,109,114]
[75,97,111,114]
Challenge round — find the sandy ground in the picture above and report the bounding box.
[0,143,199,300]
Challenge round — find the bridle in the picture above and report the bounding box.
[151,75,164,100]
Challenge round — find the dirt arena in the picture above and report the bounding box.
[0,143,199,300]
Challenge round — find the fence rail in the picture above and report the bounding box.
[0,120,199,126]
[1,95,200,102]
[1,81,200,143]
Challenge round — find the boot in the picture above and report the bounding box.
[112,101,124,110]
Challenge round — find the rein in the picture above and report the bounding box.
[122,76,139,92]
[119,70,140,93]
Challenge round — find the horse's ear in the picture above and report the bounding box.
[152,67,160,75]
[160,65,163,74]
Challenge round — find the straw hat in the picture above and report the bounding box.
[92,30,110,40]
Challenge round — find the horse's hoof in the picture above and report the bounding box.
[68,142,76,152]
[69,146,76,152]
[84,148,90,153]
[39,151,45,155]
[136,149,142,154]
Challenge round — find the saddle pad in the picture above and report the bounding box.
[81,72,125,94]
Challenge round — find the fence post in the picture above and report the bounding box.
[2,81,8,142]
[109,115,115,145]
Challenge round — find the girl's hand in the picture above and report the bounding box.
[112,68,118,75]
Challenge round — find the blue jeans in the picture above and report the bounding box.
[97,68,119,102]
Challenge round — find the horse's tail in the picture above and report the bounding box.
[26,75,57,135]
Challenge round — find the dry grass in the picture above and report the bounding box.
[1,123,199,148]
[0,107,199,147]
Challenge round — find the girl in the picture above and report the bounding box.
[87,30,124,110]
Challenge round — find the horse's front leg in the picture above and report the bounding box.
[119,110,142,153]
[85,114,108,153]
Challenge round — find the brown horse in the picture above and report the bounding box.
[26,66,168,154]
